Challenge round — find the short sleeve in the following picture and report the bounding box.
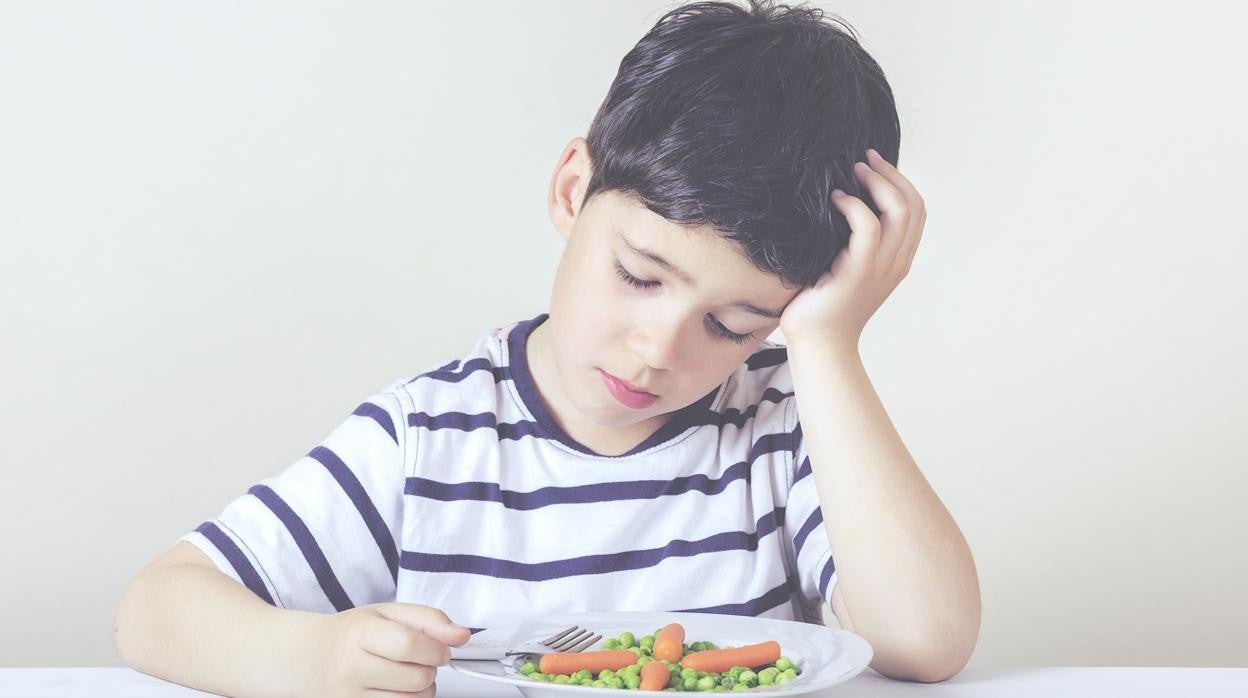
[781,398,839,613]
[179,385,409,612]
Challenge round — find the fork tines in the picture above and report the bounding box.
[542,625,602,653]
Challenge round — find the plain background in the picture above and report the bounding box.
[2,0,1245,669]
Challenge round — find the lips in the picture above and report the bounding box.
[599,369,659,410]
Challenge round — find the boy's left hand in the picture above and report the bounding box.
[779,148,926,349]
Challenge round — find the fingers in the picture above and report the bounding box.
[831,188,881,277]
[358,650,439,694]
[359,614,454,666]
[864,149,926,275]
[850,156,910,268]
[375,604,472,647]
[362,687,435,698]
[866,149,925,210]
[835,150,926,280]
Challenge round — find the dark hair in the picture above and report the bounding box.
[583,0,901,287]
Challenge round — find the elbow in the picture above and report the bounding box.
[113,568,156,669]
[113,575,141,667]
[869,619,980,683]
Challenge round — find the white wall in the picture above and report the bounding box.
[1,0,1244,668]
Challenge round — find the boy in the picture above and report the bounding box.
[114,1,979,695]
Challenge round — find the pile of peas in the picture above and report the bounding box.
[517,630,801,691]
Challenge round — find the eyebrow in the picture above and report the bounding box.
[615,231,784,319]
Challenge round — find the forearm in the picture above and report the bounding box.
[114,555,319,697]
[787,339,980,681]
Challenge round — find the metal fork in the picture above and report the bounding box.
[504,625,603,657]
[449,625,603,661]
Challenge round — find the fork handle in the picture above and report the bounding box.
[448,640,509,661]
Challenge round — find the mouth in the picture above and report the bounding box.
[598,369,659,410]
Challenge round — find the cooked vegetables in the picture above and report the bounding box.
[518,623,801,691]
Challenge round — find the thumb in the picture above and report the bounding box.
[375,603,473,646]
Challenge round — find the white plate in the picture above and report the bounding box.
[450,611,872,697]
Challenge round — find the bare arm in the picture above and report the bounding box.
[113,542,320,697]
[116,542,467,697]
[788,340,981,682]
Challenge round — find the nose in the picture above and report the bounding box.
[628,312,689,372]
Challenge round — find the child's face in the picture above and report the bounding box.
[533,140,801,446]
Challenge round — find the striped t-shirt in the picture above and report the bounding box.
[181,313,836,630]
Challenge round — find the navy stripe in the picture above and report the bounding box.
[195,522,275,605]
[408,409,803,448]
[407,388,787,439]
[352,402,398,445]
[746,347,788,371]
[407,411,544,441]
[249,484,355,612]
[792,507,823,557]
[406,358,511,384]
[679,579,792,617]
[308,446,399,583]
[795,456,812,482]
[716,388,793,428]
[404,430,797,510]
[818,556,837,599]
[401,509,783,582]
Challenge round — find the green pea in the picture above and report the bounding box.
[668,673,683,689]
[553,675,571,684]
[738,670,757,687]
[625,674,642,690]
[604,638,620,650]
[774,657,794,673]
[518,662,537,675]
[683,677,699,691]
[774,671,795,685]
[720,675,736,688]
[618,631,637,649]
[574,669,594,682]
[726,666,744,681]
[599,669,616,681]
[732,684,749,692]
[530,673,549,682]
[640,635,656,652]
[592,679,606,687]
[608,676,626,689]
[638,656,655,666]
[695,676,717,691]
[757,667,779,686]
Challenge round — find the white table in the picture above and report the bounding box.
[3,666,1246,697]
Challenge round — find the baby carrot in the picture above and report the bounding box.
[538,649,637,675]
[652,623,686,663]
[680,640,781,673]
[639,660,671,691]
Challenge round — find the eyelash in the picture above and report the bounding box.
[613,261,756,345]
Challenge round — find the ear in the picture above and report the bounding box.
[547,137,592,240]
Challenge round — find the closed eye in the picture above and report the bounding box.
[614,260,660,289]
[615,260,755,345]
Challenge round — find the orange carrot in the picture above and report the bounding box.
[652,623,686,663]
[679,641,781,673]
[639,661,671,691]
[538,649,637,675]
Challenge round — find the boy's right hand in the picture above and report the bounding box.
[298,602,472,698]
